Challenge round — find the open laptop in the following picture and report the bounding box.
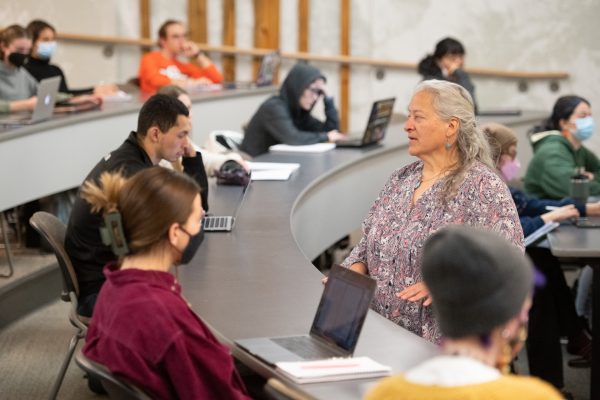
[0,76,61,126]
[223,51,281,89]
[203,173,251,232]
[336,98,396,148]
[235,265,376,365]
[575,217,600,228]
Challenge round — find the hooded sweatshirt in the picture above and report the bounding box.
[240,63,339,156]
[524,130,600,199]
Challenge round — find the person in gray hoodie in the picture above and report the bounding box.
[240,62,345,156]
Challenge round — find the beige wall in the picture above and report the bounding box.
[3,0,600,152]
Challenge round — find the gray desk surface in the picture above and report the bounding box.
[548,222,600,259]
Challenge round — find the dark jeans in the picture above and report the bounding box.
[77,293,98,318]
[526,247,582,389]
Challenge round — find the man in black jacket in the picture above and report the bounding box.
[240,62,345,156]
[65,94,209,317]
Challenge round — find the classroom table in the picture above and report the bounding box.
[548,223,600,400]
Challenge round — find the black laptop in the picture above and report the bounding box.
[235,265,376,365]
[336,98,396,148]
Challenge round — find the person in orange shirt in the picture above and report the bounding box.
[139,20,223,93]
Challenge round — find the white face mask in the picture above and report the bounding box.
[37,41,57,59]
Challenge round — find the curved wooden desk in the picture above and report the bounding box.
[0,86,276,212]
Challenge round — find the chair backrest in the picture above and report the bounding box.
[75,351,151,400]
[264,378,313,400]
[29,211,79,301]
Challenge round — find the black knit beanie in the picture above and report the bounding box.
[422,225,532,338]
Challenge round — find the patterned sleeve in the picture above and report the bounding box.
[473,168,525,252]
[341,168,401,268]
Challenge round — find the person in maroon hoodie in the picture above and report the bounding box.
[81,166,251,400]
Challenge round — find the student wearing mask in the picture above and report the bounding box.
[484,122,594,390]
[240,62,345,156]
[138,20,223,93]
[417,37,477,112]
[0,24,38,113]
[24,20,117,96]
[365,226,562,400]
[525,95,600,198]
[81,167,251,400]
[65,94,209,317]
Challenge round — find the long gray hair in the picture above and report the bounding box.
[414,80,494,200]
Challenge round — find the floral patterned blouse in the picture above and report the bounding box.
[341,160,524,344]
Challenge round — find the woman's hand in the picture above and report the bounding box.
[541,204,580,224]
[396,282,432,306]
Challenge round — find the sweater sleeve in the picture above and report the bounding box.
[583,147,600,195]
[298,96,340,132]
[0,100,9,113]
[162,332,251,400]
[538,146,578,199]
[180,62,224,83]
[262,101,329,145]
[138,53,172,92]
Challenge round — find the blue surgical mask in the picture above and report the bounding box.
[37,41,57,60]
[573,116,594,142]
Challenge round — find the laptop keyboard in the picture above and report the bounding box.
[205,216,229,230]
[271,337,336,360]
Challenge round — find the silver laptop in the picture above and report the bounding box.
[336,98,396,148]
[222,51,281,89]
[235,265,376,365]
[203,173,251,232]
[0,76,61,126]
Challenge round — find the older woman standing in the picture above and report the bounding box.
[341,80,523,343]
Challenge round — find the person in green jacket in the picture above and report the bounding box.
[524,95,600,199]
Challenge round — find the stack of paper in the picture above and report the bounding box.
[275,357,392,383]
[269,143,336,153]
[248,162,300,181]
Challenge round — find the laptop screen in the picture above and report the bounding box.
[362,98,395,144]
[310,265,376,353]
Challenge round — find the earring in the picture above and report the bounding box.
[498,329,513,374]
[445,138,452,151]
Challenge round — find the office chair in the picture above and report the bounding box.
[74,350,151,400]
[264,378,313,400]
[29,211,89,400]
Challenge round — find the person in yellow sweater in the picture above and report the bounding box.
[138,20,223,93]
[365,225,562,400]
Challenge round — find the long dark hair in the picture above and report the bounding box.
[418,37,465,77]
[533,95,591,133]
[26,20,56,47]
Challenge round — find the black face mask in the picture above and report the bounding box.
[178,224,204,265]
[8,52,28,68]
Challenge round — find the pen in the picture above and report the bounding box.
[545,206,559,211]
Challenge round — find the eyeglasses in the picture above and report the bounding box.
[306,87,322,96]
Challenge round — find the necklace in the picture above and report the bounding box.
[414,171,446,190]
